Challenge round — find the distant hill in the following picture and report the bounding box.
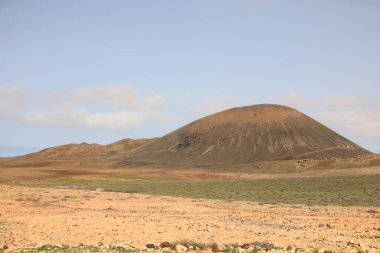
[122,104,371,166]
[0,138,153,167]
[0,104,372,168]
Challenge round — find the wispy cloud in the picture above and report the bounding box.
[280,93,380,139]
[318,110,380,138]
[323,95,364,110]
[280,93,316,109]
[188,98,239,117]
[0,86,30,119]
[42,86,166,110]
[0,85,172,131]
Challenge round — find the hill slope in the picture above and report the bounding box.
[0,138,153,167]
[123,104,370,166]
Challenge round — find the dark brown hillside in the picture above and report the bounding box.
[123,104,371,166]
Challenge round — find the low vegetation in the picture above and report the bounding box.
[43,174,380,206]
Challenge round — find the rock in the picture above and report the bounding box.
[35,242,46,247]
[212,243,220,252]
[146,244,156,249]
[3,244,8,250]
[236,247,245,253]
[240,243,251,249]
[274,245,283,250]
[325,250,333,253]
[326,224,334,229]
[286,245,292,251]
[98,241,103,247]
[252,242,274,250]
[175,244,187,252]
[95,188,104,192]
[318,248,326,253]
[160,242,172,248]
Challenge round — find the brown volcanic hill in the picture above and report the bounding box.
[122,104,371,166]
[0,138,153,166]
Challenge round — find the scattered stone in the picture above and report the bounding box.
[146,244,156,249]
[160,242,172,248]
[236,247,245,253]
[175,244,187,252]
[211,242,220,252]
[241,243,251,249]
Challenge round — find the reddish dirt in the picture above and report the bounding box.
[0,184,379,252]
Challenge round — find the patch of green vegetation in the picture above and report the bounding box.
[52,178,87,184]
[44,174,380,206]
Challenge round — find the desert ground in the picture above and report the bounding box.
[1,163,380,253]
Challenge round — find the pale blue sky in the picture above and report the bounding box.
[0,0,379,156]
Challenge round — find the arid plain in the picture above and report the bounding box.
[1,105,380,253]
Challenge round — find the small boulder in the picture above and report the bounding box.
[175,244,187,252]
[146,244,156,249]
[160,242,172,248]
[212,243,220,252]
[236,247,245,253]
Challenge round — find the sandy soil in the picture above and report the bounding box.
[1,185,379,252]
[1,164,380,184]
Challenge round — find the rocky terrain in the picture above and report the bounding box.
[1,185,379,253]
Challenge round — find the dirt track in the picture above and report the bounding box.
[1,185,379,252]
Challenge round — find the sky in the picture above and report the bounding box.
[0,0,379,157]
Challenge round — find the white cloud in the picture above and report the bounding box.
[0,86,30,118]
[22,109,172,130]
[318,110,380,138]
[0,86,29,100]
[280,93,315,109]
[189,98,239,116]
[323,95,363,110]
[0,85,172,131]
[43,86,166,110]
[280,93,380,141]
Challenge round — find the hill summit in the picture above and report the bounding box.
[124,104,370,166]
